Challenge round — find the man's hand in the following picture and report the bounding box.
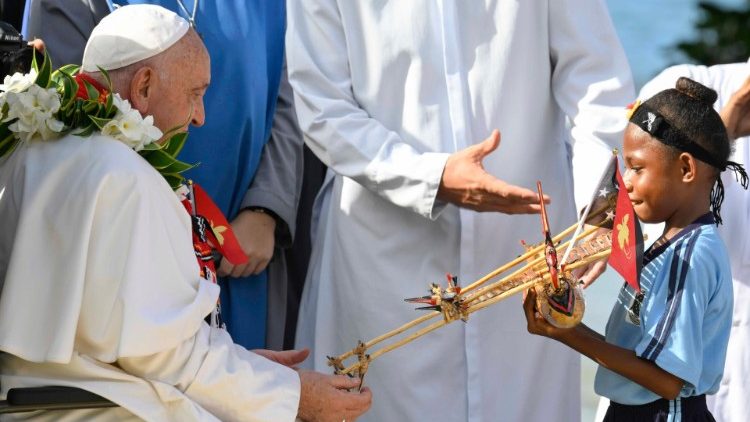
[573,259,608,288]
[252,348,309,368]
[721,74,750,141]
[297,371,372,422]
[218,209,276,278]
[437,130,548,214]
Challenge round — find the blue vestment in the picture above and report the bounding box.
[110,0,287,348]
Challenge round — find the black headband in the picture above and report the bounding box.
[629,103,726,170]
[628,102,748,225]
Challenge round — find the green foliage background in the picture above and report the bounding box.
[675,1,750,64]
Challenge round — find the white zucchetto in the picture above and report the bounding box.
[81,4,189,72]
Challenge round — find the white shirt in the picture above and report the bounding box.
[0,134,300,421]
[287,1,634,421]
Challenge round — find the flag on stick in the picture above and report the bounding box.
[561,151,643,291]
[609,159,644,292]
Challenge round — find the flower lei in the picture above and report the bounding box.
[0,53,194,189]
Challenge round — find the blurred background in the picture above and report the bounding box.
[583,2,750,420]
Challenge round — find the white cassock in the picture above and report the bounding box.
[287,1,634,421]
[0,134,300,421]
[633,62,750,422]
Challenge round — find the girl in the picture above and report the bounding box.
[524,77,747,421]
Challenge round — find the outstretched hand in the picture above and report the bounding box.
[437,130,548,214]
[721,74,750,141]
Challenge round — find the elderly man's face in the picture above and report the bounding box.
[149,34,210,135]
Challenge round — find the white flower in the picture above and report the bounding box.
[100,95,162,151]
[0,69,37,93]
[3,84,64,143]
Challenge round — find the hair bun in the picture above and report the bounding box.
[675,77,717,105]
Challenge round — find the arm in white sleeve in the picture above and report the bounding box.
[549,0,636,210]
[286,0,449,219]
[118,324,300,422]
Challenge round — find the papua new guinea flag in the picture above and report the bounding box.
[193,183,248,266]
[608,157,644,292]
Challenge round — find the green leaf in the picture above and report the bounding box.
[0,133,19,158]
[88,116,111,130]
[84,81,100,101]
[31,48,39,73]
[104,90,115,116]
[34,50,52,89]
[141,142,162,151]
[56,64,80,77]
[96,66,113,92]
[73,124,96,137]
[141,148,175,170]
[162,173,184,190]
[82,101,98,114]
[51,64,79,86]
[161,159,195,174]
[59,72,79,109]
[163,132,187,157]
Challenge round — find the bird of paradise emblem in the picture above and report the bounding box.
[617,214,631,260]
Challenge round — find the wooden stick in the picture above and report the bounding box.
[335,312,439,362]
[334,223,604,363]
[337,249,612,375]
[467,249,611,314]
[333,203,614,374]
[460,204,611,295]
[462,224,603,304]
[339,318,448,376]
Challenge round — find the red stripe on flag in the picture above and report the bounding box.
[609,163,642,292]
[192,184,248,266]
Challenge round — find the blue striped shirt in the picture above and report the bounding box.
[595,213,733,405]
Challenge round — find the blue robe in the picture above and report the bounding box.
[110,0,286,348]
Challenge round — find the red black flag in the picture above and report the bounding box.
[609,159,644,292]
[563,153,643,291]
[191,183,249,266]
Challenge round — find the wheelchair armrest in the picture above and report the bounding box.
[0,386,116,413]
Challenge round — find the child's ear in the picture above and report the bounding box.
[678,152,697,183]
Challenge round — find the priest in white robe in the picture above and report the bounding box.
[287,1,634,421]
[0,5,371,421]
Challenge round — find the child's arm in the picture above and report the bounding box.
[523,289,684,400]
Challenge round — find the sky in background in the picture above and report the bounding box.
[606,0,747,89]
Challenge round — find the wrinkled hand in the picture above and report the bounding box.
[297,371,372,422]
[218,209,276,278]
[252,348,309,368]
[720,74,750,141]
[437,130,548,214]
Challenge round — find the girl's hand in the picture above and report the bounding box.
[522,288,565,340]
